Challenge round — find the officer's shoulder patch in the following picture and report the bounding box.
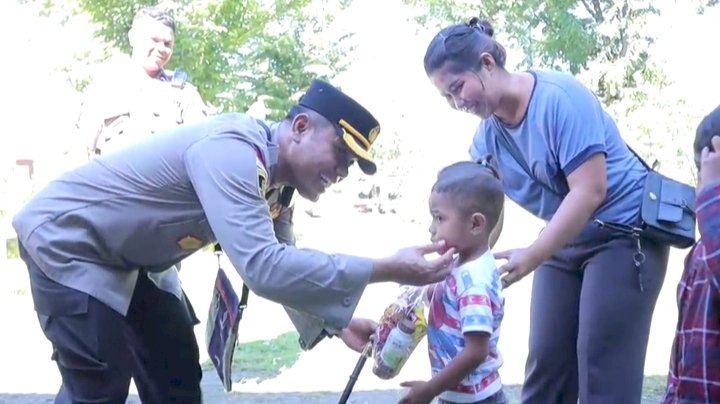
[170,69,188,89]
[256,155,268,196]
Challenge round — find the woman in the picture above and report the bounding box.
[423,17,670,404]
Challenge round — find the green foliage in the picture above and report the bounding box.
[402,0,715,105]
[402,0,716,178]
[201,331,302,379]
[34,0,355,120]
[6,238,20,259]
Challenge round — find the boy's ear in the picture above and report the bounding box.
[470,212,487,235]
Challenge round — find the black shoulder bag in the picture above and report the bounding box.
[626,145,696,249]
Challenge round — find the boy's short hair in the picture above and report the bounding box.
[431,160,505,230]
[695,104,720,168]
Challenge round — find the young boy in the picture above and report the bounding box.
[400,160,507,404]
[663,105,720,403]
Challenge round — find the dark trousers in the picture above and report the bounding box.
[20,244,202,404]
[520,229,670,404]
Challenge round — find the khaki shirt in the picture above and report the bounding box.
[76,59,210,157]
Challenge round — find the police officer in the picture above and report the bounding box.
[75,6,327,397]
[76,5,209,158]
[13,79,455,403]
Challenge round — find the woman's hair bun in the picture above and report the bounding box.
[467,16,494,37]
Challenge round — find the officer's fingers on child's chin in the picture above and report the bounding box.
[415,240,447,255]
[431,250,455,269]
[440,246,456,260]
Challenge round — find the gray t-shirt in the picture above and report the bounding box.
[470,70,646,225]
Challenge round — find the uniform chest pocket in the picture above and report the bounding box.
[157,218,215,250]
[122,218,215,268]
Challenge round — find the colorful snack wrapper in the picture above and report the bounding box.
[372,285,428,380]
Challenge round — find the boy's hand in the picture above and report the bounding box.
[699,136,720,192]
[399,380,435,404]
[340,318,377,353]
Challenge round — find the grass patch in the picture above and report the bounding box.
[202,331,303,381]
[642,375,668,401]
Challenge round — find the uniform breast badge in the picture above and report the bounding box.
[177,235,203,250]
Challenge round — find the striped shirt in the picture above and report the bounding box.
[664,181,720,403]
[428,251,505,403]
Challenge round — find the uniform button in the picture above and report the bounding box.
[343,297,351,306]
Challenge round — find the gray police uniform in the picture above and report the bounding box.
[13,113,373,401]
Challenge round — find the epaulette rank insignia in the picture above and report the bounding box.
[256,156,268,197]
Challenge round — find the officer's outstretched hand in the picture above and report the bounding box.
[372,241,456,286]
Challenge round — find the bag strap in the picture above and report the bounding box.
[213,244,249,308]
[493,118,657,192]
[624,142,656,172]
[492,117,651,241]
[492,118,560,196]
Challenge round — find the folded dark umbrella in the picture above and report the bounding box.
[338,341,373,404]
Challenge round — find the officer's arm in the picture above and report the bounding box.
[272,205,331,349]
[184,132,373,349]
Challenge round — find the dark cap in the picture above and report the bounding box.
[298,79,381,175]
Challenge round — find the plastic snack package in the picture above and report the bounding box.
[372,285,429,380]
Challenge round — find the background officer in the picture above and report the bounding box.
[76,5,210,158]
[13,79,456,403]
